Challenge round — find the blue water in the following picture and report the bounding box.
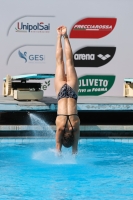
[0,139,133,200]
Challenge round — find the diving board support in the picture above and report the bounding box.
[2,73,55,100]
[14,90,43,100]
[124,78,133,97]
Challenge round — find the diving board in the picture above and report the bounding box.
[124,78,133,83]
[3,74,55,81]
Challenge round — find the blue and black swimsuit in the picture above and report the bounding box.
[57,84,77,102]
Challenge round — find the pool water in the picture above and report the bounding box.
[0,138,133,200]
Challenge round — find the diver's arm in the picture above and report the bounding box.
[72,129,80,154]
[56,129,62,152]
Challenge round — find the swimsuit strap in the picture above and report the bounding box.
[66,116,74,132]
[68,114,78,116]
[57,114,78,132]
[57,114,78,116]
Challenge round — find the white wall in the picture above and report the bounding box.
[0,0,133,96]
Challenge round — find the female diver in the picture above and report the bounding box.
[55,26,80,154]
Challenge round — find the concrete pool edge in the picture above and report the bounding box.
[0,137,133,145]
[0,96,133,137]
[0,125,133,131]
[1,136,133,139]
[1,96,133,111]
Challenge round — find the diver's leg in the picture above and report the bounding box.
[62,26,78,93]
[54,27,66,95]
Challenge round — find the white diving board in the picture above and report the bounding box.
[3,74,55,81]
[124,78,133,83]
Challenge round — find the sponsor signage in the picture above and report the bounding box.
[7,16,55,36]
[41,80,50,90]
[7,45,55,66]
[18,50,45,63]
[74,47,116,67]
[70,18,117,38]
[16,22,50,33]
[78,75,115,96]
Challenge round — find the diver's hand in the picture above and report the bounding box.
[61,26,67,36]
[57,26,62,35]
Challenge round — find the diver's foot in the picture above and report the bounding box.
[57,26,62,36]
[61,26,68,38]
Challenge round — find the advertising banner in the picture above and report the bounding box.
[0,0,133,97]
